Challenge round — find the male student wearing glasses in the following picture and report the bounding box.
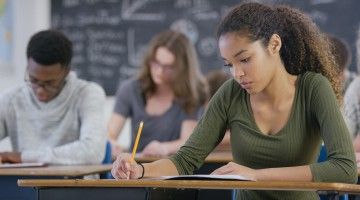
[0,30,106,165]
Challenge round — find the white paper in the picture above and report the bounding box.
[0,162,46,168]
[156,174,254,181]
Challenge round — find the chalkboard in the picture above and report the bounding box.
[51,0,360,95]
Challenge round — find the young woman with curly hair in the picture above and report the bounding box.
[112,3,356,199]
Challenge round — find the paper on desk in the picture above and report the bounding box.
[0,162,46,168]
[156,174,254,181]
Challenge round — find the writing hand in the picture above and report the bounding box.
[111,153,143,180]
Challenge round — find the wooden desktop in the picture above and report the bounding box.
[18,178,360,200]
[0,164,112,200]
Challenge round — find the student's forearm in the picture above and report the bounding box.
[107,114,127,141]
[108,129,120,141]
[143,159,179,177]
[256,165,312,181]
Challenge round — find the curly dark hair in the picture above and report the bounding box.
[26,30,73,68]
[217,2,340,102]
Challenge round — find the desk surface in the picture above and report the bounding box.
[136,151,233,163]
[0,164,112,176]
[17,179,360,195]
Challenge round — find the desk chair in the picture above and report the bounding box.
[100,141,113,179]
[318,145,349,200]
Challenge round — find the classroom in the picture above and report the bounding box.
[2,0,360,200]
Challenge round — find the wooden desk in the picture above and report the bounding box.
[0,164,112,176]
[18,179,360,200]
[135,151,234,199]
[0,164,112,200]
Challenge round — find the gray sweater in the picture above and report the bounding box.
[344,76,360,138]
[0,72,107,164]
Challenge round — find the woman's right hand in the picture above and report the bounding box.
[111,153,143,179]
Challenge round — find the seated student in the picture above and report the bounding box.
[112,3,357,200]
[344,28,360,166]
[205,70,231,151]
[0,30,106,165]
[108,30,208,157]
[327,35,357,94]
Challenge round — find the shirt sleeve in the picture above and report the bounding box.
[169,80,231,174]
[113,79,135,117]
[343,77,360,138]
[21,83,107,165]
[184,105,205,121]
[309,75,357,183]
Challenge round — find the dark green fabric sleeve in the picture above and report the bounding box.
[309,75,357,183]
[169,80,231,174]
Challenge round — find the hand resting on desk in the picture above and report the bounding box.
[211,162,257,181]
[0,152,21,163]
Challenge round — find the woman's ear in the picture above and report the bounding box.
[268,34,282,55]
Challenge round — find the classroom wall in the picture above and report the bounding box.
[0,0,50,91]
[0,0,50,151]
[0,0,130,151]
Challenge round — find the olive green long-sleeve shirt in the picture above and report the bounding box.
[170,72,357,200]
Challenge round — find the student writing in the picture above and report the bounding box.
[112,3,357,199]
[0,30,106,164]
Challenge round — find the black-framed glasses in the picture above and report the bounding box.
[24,69,67,93]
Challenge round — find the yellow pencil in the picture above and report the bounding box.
[131,121,144,160]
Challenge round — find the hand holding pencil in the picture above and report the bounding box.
[111,121,144,180]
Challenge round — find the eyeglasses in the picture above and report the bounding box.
[150,60,175,74]
[24,69,67,93]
